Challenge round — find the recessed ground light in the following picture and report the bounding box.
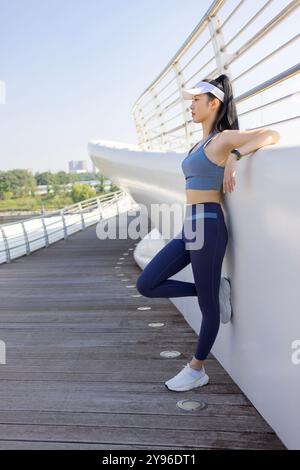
[125,285,136,288]
[148,322,165,327]
[124,253,129,256]
[117,262,123,265]
[160,350,181,358]
[176,399,206,411]
[128,248,134,251]
[121,279,130,281]
[119,257,125,260]
[131,294,142,297]
[137,306,151,310]
[115,267,121,269]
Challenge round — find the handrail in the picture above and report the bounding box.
[131,0,300,151]
[0,190,123,228]
[0,190,139,264]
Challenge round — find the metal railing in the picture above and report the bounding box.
[131,0,300,151]
[0,190,139,264]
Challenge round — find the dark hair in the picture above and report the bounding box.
[202,74,239,134]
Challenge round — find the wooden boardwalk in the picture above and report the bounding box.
[0,213,286,449]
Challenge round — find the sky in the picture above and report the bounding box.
[0,0,298,174]
[0,0,212,173]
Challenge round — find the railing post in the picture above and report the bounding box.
[151,87,166,149]
[173,60,191,150]
[137,106,151,151]
[132,114,143,150]
[60,209,68,239]
[96,197,103,219]
[41,214,49,247]
[78,202,86,230]
[114,193,119,215]
[207,14,234,78]
[21,221,30,255]
[0,226,11,263]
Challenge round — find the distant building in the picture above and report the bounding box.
[77,180,100,189]
[35,185,54,195]
[35,179,112,196]
[103,179,112,191]
[77,179,112,191]
[68,160,88,174]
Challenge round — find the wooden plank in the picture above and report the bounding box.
[0,410,273,432]
[0,424,286,450]
[0,441,197,450]
[0,215,286,449]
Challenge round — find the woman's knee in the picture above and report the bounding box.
[136,272,155,297]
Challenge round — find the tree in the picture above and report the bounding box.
[71,183,96,203]
[0,169,36,198]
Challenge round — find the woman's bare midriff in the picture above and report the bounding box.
[185,189,221,204]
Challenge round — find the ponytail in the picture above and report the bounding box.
[202,74,239,134]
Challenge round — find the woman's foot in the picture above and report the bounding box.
[165,363,209,391]
[219,276,232,323]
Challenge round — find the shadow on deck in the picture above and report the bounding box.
[0,213,286,449]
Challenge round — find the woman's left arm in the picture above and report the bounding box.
[222,128,280,156]
[221,128,281,193]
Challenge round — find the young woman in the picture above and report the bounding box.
[135,74,280,392]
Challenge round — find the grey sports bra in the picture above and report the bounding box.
[181,130,225,190]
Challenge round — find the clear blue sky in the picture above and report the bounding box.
[0,0,211,173]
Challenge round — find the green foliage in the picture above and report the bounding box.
[0,169,116,210]
[0,169,36,198]
[71,183,97,203]
[2,191,13,200]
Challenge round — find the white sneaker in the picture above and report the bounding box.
[165,363,209,391]
[219,276,232,324]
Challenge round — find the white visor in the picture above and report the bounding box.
[182,81,224,102]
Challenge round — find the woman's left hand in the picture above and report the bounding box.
[223,154,237,193]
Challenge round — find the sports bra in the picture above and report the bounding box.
[181,130,225,190]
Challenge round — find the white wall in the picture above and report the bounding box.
[88,140,300,449]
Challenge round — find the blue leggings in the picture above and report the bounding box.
[136,202,228,360]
